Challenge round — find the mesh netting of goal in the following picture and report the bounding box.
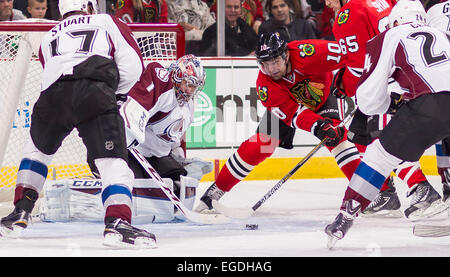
[0,21,185,202]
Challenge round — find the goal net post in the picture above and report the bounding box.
[0,21,185,203]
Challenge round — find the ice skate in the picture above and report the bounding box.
[404,181,449,221]
[441,168,450,205]
[0,207,31,238]
[325,200,361,249]
[103,218,157,249]
[362,177,402,218]
[443,182,450,205]
[194,183,226,214]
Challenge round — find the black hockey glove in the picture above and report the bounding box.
[330,67,346,99]
[312,118,345,147]
[387,92,404,114]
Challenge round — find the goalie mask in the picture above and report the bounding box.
[388,0,426,28]
[59,0,99,17]
[169,54,206,106]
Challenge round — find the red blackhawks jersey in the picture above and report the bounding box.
[115,0,168,23]
[128,62,193,157]
[256,40,343,132]
[332,0,395,96]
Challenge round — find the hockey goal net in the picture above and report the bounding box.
[0,21,185,202]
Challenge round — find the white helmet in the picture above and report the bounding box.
[59,0,98,17]
[388,0,426,28]
[426,2,450,34]
[168,54,206,106]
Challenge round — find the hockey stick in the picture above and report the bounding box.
[212,108,357,219]
[413,224,450,237]
[129,147,230,225]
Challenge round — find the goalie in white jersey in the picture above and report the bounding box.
[325,0,450,248]
[0,0,157,248]
[116,54,208,196]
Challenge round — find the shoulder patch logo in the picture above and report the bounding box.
[155,67,170,82]
[298,43,315,57]
[258,86,268,102]
[337,9,349,25]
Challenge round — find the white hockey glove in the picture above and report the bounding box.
[182,158,213,181]
[119,97,150,148]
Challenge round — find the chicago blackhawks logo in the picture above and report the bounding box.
[258,86,268,102]
[290,80,324,111]
[298,43,315,57]
[337,9,349,25]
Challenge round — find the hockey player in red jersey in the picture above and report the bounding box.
[195,32,362,213]
[325,0,450,248]
[115,0,168,23]
[326,0,442,219]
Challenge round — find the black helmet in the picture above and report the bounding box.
[255,32,287,62]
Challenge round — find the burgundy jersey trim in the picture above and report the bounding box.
[109,14,144,71]
[393,41,433,100]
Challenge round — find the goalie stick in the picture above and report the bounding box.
[413,224,450,237]
[129,147,230,225]
[212,108,357,219]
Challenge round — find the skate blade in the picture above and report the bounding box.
[407,200,449,222]
[361,209,403,218]
[103,233,157,249]
[326,235,338,250]
[0,225,25,238]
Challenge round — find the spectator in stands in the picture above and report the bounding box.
[115,0,168,23]
[167,0,215,54]
[258,0,317,41]
[0,0,26,20]
[199,0,258,56]
[210,0,265,33]
[26,0,47,18]
[167,0,215,41]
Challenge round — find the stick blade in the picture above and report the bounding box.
[413,224,450,237]
[184,208,230,224]
[212,200,254,219]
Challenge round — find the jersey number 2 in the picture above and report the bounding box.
[409,31,448,66]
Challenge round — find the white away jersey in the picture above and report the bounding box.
[426,1,450,35]
[39,13,143,94]
[356,22,450,115]
[129,62,194,158]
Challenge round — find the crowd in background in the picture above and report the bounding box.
[2,0,441,56]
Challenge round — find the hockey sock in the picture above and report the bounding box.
[14,187,39,213]
[215,133,279,192]
[329,140,361,181]
[104,205,132,224]
[379,177,392,192]
[394,163,427,188]
[354,143,367,156]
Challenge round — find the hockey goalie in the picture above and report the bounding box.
[39,54,211,223]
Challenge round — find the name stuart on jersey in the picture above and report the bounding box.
[51,15,92,36]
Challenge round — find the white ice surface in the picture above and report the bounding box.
[1,176,450,257]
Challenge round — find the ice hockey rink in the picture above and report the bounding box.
[0,176,449,258]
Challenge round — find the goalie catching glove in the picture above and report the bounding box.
[312,118,345,147]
